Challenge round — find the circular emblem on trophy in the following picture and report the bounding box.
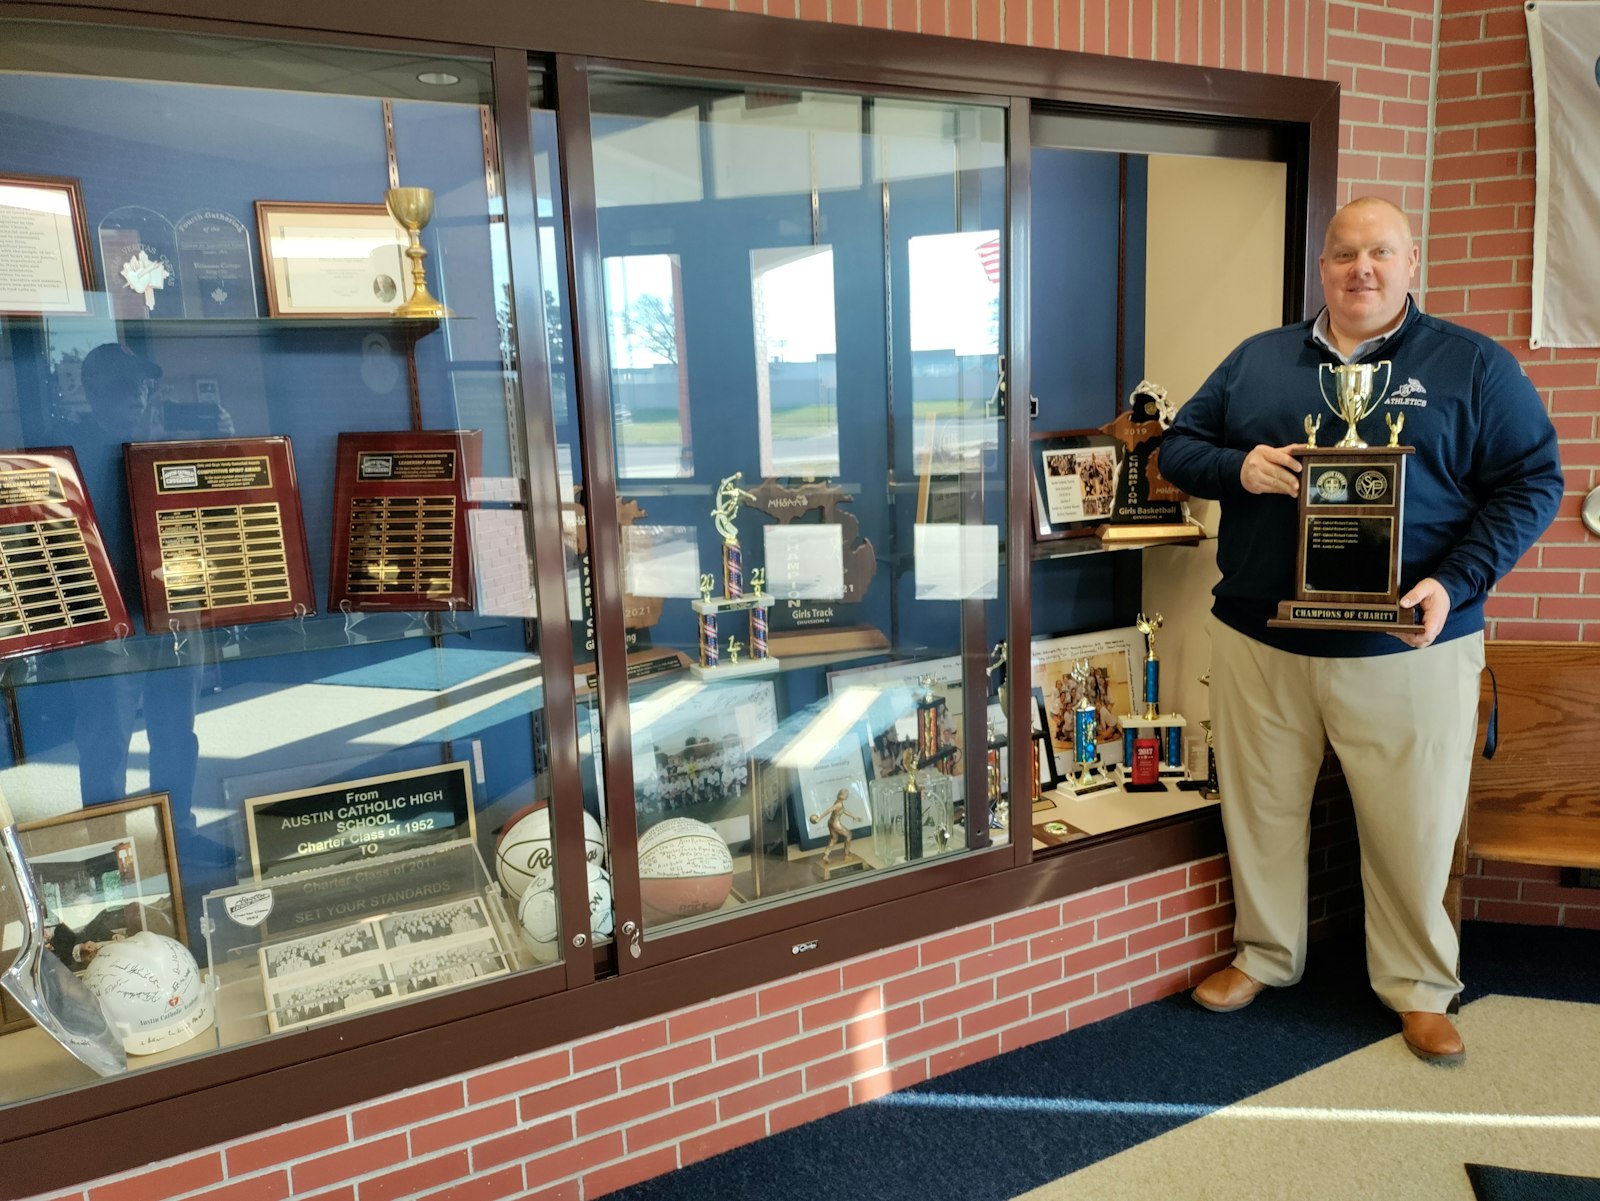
[1355,470,1388,501]
[1315,470,1348,502]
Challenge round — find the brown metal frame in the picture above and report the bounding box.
[0,0,1338,1192]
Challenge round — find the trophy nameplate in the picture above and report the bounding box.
[328,431,480,612]
[0,447,131,659]
[125,436,315,631]
[1269,362,1418,634]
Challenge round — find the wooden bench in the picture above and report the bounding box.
[1466,641,1600,870]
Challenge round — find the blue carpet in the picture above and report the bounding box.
[606,922,1600,1201]
[1466,1164,1600,1201]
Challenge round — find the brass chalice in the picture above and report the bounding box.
[384,186,452,319]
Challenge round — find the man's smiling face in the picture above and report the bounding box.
[1319,199,1419,347]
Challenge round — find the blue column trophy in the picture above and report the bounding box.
[692,472,778,679]
[1117,611,1187,787]
[1068,658,1115,795]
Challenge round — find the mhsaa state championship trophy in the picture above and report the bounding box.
[1267,360,1418,634]
[692,473,779,679]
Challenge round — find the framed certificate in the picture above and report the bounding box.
[0,446,131,659]
[0,174,96,317]
[124,436,316,630]
[1029,429,1120,541]
[328,431,480,612]
[254,201,410,318]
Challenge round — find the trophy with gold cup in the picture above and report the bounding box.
[385,186,452,320]
[1269,359,1418,635]
[692,473,779,679]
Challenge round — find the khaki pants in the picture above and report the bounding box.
[1209,617,1484,1014]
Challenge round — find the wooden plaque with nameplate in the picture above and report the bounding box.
[327,430,480,612]
[0,446,131,658]
[124,436,315,630]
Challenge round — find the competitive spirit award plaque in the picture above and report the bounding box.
[328,431,480,612]
[0,447,131,658]
[1268,361,1418,634]
[125,437,315,631]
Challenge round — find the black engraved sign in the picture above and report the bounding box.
[245,761,475,880]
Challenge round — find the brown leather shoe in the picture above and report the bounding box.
[1400,1011,1465,1064]
[1192,966,1265,1013]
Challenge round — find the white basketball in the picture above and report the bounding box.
[516,860,613,961]
[496,804,605,899]
[636,818,733,919]
[517,886,561,963]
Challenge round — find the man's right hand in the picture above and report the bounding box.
[1240,444,1303,497]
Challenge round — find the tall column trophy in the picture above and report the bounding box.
[1117,611,1186,788]
[1066,659,1115,795]
[1268,360,1418,633]
[692,473,779,679]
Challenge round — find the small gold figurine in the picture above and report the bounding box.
[1135,612,1163,660]
[1304,413,1322,447]
[810,787,865,864]
[1386,411,1405,447]
[712,472,755,544]
[750,567,765,596]
[699,573,714,603]
[726,636,742,664]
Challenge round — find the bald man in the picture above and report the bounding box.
[1159,197,1562,1063]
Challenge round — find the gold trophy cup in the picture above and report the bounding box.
[1318,361,1393,449]
[385,186,452,319]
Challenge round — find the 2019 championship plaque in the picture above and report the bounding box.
[124,436,315,630]
[0,447,131,658]
[327,431,479,612]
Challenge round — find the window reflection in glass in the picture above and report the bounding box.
[604,253,692,478]
[752,246,838,479]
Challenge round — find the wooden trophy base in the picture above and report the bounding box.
[768,624,889,659]
[575,647,690,693]
[1096,521,1204,546]
[1268,600,1419,635]
[815,852,868,880]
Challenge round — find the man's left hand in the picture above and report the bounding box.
[1394,577,1450,648]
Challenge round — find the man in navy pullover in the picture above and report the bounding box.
[1160,197,1562,1062]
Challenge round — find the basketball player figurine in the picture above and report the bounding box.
[810,787,866,877]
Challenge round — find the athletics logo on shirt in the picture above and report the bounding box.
[1387,377,1428,407]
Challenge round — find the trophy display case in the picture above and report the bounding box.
[0,24,583,1105]
[0,5,1335,1187]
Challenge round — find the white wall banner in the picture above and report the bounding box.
[1527,1,1600,348]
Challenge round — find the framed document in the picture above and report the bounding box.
[124,436,315,631]
[0,446,131,659]
[0,174,95,317]
[1029,429,1119,541]
[790,728,873,853]
[1,792,186,1034]
[328,430,480,612]
[244,760,476,880]
[255,201,410,318]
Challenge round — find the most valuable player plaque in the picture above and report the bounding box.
[125,437,315,631]
[328,431,480,612]
[0,447,131,658]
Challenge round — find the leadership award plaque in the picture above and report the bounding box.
[125,437,315,631]
[0,447,131,659]
[1268,361,1418,634]
[328,431,480,612]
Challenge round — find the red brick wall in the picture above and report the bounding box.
[28,858,1239,1201]
[1463,860,1600,928]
